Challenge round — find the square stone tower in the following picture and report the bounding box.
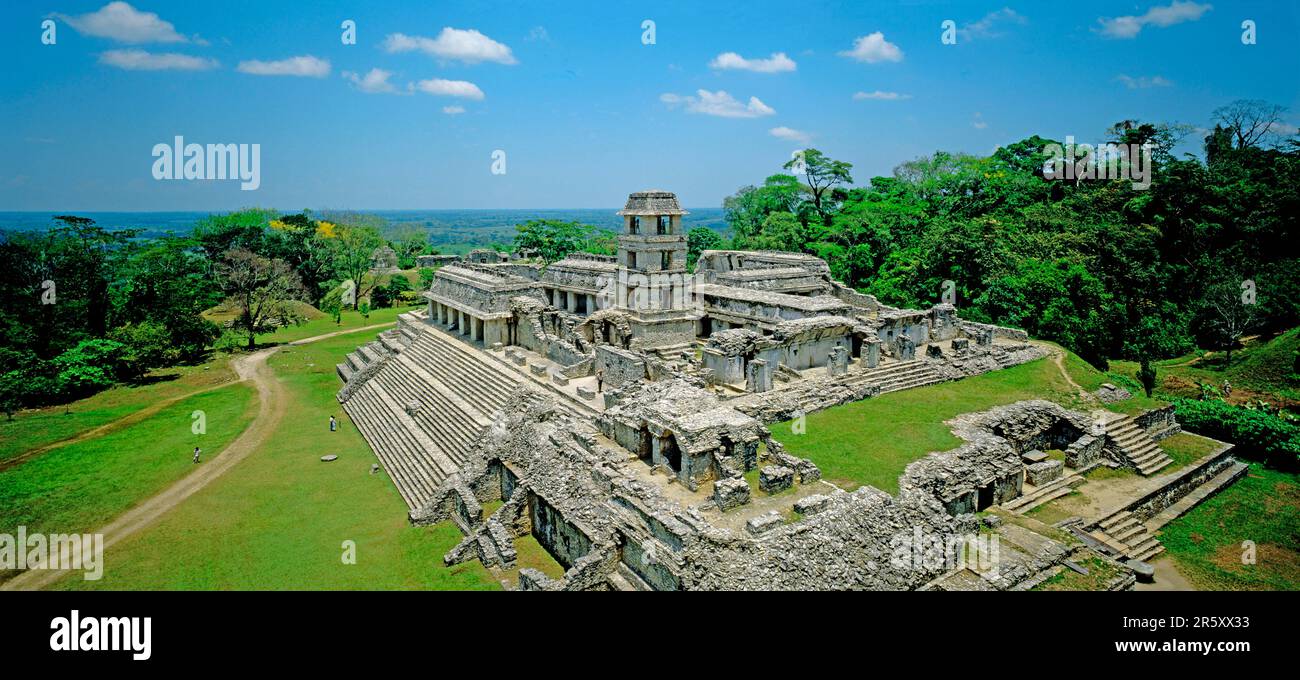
[614,190,699,352]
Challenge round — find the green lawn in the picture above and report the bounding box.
[1111,327,1300,405]
[255,304,419,345]
[0,382,258,560]
[1159,432,1226,473]
[1156,463,1299,590]
[771,354,1118,494]
[57,329,498,590]
[0,360,239,463]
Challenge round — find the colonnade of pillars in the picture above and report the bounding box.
[545,288,597,315]
[430,301,485,343]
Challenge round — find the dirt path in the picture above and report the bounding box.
[1,322,393,591]
[1032,341,1096,404]
[0,322,394,473]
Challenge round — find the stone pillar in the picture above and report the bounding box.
[567,292,577,313]
[972,326,993,347]
[588,294,597,315]
[746,358,773,393]
[896,335,916,361]
[460,310,469,336]
[828,346,849,377]
[862,338,880,369]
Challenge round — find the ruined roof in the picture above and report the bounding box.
[696,284,851,313]
[435,263,537,290]
[617,190,689,216]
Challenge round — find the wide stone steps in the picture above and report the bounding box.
[1106,416,1172,476]
[1091,510,1164,562]
[1002,471,1085,514]
[343,382,446,509]
[856,361,947,395]
[340,321,530,510]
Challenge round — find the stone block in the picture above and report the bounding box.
[510,353,526,366]
[712,477,751,511]
[793,494,831,516]
[551,373,570,386]
[925,344,943,359]
[862,339,880,369]
[745,511,784,536]
[1025,459,1064,486]
[576,385,596,400]
[1021,449,1048,464]
[746,358,773,393]
[758,465,795,494]
[951,338,969,351]
[528,363,547,376]
[827,345,849,377]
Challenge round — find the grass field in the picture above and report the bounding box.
[0,382,258,557]
[1111,328,1300,407]
[248,304,419,346]
[770,354,1115,493]
[1156,463,1299,591]
[0,360,239,462]
[57,329,498,590]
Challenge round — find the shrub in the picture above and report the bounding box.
[1173,398,1300,469]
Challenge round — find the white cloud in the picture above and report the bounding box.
[972,112,988,130]
[709,51,797,73]
[237,55,331,78]
[383,27,517,65]
[852,90,912,101]
[769,126,811,144]
[53,1,187,44]
[443,105,466,115]
[659,90,775,119]
[526,26,550,42]
[1267,121,1300,136]
[411,78,485,100]
[962,8,1027,40]
[838,32,903,63]
[1116,74,1174,89]
[98,48,217,71]
[343,68,399,93]
[1097,1,1212,39]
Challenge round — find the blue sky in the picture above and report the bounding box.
[1,0,1297,211]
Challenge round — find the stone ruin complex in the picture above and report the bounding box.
[336,190,1245,590]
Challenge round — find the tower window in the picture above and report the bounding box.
[661,251,671,269]
[629,216,640,234]
[627,252,637,268]
[657,215,670,235]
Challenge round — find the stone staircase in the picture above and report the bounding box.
[1001,470,1087,514]
[339,318,526,510]
[1090,510,1164,562]
[1105,415,1173,476]
[856,360,947,394]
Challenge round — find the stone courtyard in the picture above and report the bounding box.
[336,190,1247,590]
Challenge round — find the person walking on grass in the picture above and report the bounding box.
[192,446,201,464]
[329,415,337,432]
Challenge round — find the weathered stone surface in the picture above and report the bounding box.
[1021,449,1048,464]
[745,511,784,536]
[1025,459,1064,486]
[758,465,795,493]
[528,363,547,376]
[551,373,570,386]
[793,494,831,516]
[1095,382,1132,403]
[712,477,751,511]
[321,455,338,462]
[576,385,596,400]
[925,344,944,359]
[1127,559,1155,582]
[951,337,969,351]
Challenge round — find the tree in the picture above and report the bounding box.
[722,174,803,245]
[783,149,853,222]
[512,219,596,264]
[52,339,130,399]
[218,249,306,350]
[686,227,724,267]
[1202,278,1260,367]
[1212,99,1287,150]
[327,224,384,309]
[1137,356,1158,398]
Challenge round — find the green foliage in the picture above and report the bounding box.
[686,227,725,267]
[371,275,413,309]
[1173,398,1300,469]
[417,267,436,289]
[52,339,130,399]
[1137,357,1158,398]
[511,219,603,264]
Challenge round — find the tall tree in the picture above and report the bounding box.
[783,149,853,222]
[218,249,306,350]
